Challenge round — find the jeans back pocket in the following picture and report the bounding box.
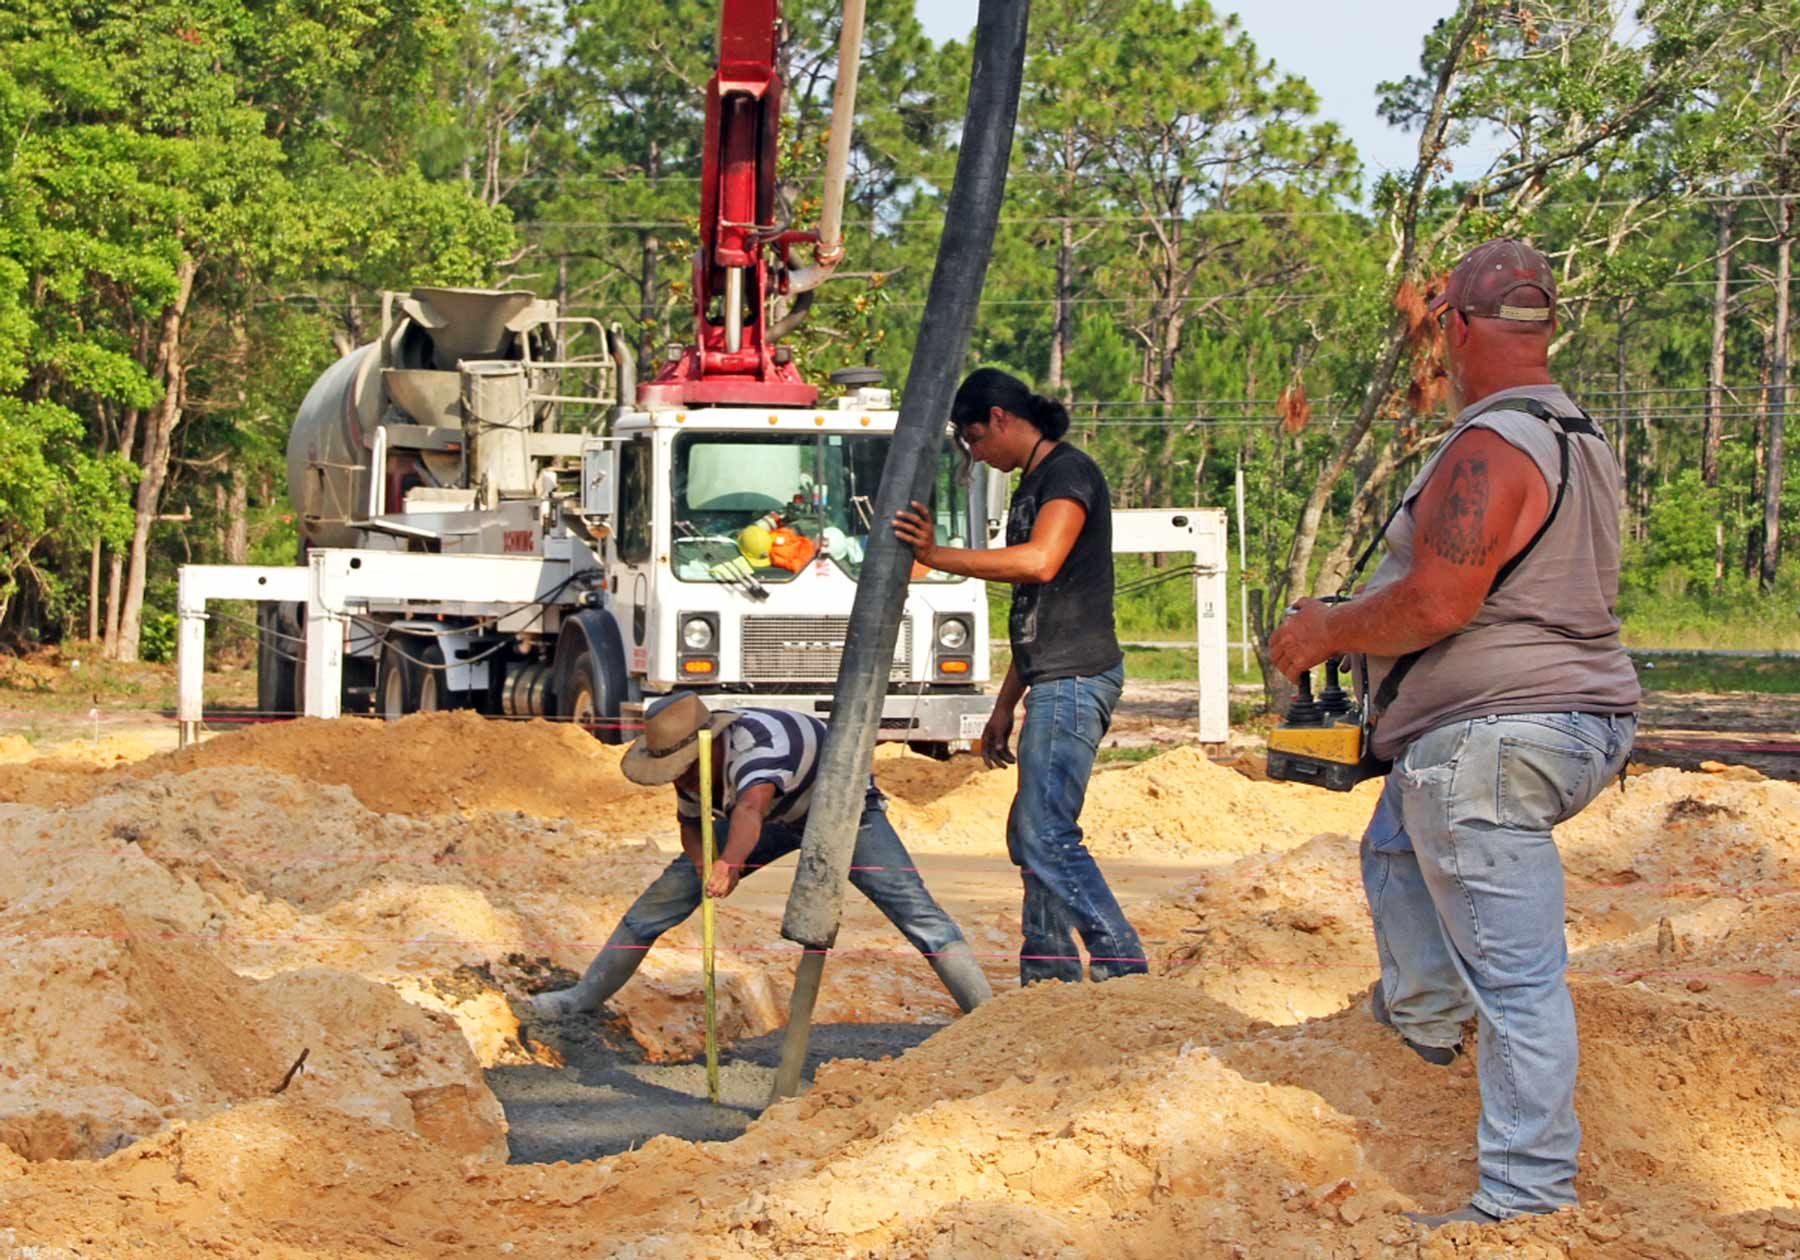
[1497,735,1601,830]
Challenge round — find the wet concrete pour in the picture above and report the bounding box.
[493,1013,945,1163]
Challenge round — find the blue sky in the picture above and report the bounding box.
[911,0,1495,185]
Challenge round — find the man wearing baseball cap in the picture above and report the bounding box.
[528,692,993,1019]
[1270,239,1639,1225]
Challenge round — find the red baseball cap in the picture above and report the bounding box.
[1430,239,1556,323]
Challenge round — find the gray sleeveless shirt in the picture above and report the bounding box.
[1362,383,1640,759]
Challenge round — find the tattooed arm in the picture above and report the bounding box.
[1269,428,1550,679]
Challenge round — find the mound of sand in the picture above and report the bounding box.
[0,712,660,824]
[1149,831,1379,1023]
[0,714,1796,1257]
[0,730,169,771]
[0,753,954,1067]
[2,977,1795,1257]
[0,905,503,1162]
[881,744,1380,858]
[2,715,1370,858]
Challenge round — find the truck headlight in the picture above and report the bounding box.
[936,617,970,651]
[682,616,715,651]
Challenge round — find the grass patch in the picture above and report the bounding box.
[1632,652,1800,694]
[1618,566,1800,652]
[989,644,1261,686]
[1125,646,1264,686]
[0,646,256,715]
[1095,744,1166,765]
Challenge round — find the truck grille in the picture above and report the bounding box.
[741,616,912,683]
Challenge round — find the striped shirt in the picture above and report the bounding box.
[674,708,878,827]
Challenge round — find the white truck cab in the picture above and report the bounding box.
[603,395,994,746]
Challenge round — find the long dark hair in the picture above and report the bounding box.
[950,368,1070,441]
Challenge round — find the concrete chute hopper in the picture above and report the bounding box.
[400,288,549,370]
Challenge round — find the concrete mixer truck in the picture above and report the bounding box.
[174,0,997,749]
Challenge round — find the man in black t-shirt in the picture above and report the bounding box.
[1004,441,1123,682]
[895,368,1146,985]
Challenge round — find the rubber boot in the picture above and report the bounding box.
[529,923,648,1017]
[928,939,994,1013]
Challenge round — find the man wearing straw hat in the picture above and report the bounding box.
[530,692,993,1017]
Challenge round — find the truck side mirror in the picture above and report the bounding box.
[581,444,616,517]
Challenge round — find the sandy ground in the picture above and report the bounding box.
[0,711,1795,1257]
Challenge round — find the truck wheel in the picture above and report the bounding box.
[565,651,623,744]
[377,639,422,719]
[415,641,463,713]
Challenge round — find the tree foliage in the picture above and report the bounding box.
[2,0,1796,670]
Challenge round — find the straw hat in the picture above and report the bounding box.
[619,692,738,786]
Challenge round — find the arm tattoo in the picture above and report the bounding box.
[1420,457,1497,566]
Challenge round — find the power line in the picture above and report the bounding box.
[516,192,1800,230]
[512,179,1800,208]
[1061,409,1772,428]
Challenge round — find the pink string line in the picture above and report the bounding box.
[0,926,1789,983]
[5,839,1795,893]
[176,713,650,732]
[79,712,1800,761]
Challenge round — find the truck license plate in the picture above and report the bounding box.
[960,713,987,740]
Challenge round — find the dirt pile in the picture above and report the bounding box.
[0,903,504,1163]
[881,743,1380,857]
[1151,831,1378,1023]
[0,729,168,771]
[0,716,1795,1257]
[0,712,659,824]
[0,764,747,1063]
[2,978,1795,1257]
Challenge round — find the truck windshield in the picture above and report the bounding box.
[672,431,968,584]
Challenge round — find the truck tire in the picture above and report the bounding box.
[415,640,463,713]
[256,602,300,717]
[554,611,629,745]
[565,652,611,741]
[377,639,422,719]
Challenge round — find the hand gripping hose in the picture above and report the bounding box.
[770,0,1031,1103]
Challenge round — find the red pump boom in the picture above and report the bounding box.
[640,0,822,407]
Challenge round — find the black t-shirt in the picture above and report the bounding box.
[1005,443,1123,684]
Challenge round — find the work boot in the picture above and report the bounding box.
[1405,1204,1504,1228]
[1369,984,1464,1067]
[528,925,648,1017]
[928,939,995,1013]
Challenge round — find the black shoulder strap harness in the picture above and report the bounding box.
[1346,396,1605,721]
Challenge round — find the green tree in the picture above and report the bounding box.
[1274,0,1752,638]
[1,0,514,656]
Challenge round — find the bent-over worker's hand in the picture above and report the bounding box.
[891,501,939,568]
[980,707,1016,770]
[1268,597,1336,683]
[704,860,740,900]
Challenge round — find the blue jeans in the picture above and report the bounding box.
[1363,712,1634,1217]
[1008,663,1147,984]
[619,793,966,960]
